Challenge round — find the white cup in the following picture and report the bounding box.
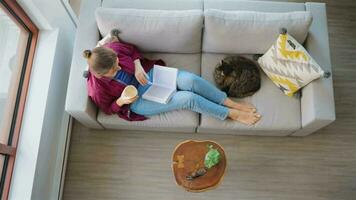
[122,85,138,99]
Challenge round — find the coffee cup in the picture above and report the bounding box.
[122,85,138,99]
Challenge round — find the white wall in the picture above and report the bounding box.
[9,0,77,199]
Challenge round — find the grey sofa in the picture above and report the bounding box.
[65,0,335,136]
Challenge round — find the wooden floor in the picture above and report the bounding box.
[63,1,356,199]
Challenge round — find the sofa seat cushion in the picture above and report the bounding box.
[198,53,301,136]
[142,53,201,75]
[98,110,198,132]
[97,53,201,132]
[95,8,203,53]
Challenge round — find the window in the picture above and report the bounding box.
[0,0,38,199]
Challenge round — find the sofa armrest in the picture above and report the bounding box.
[292,3,335,136]
[65,0,103,129]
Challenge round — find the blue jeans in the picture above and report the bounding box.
[130,69,229,120]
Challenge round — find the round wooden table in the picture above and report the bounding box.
[171,140,227,192]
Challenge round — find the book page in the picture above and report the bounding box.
[144,85,173,100]
[153,65,178,89]
[142,65,178,104]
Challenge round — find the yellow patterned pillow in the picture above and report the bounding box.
[258,29,326,97]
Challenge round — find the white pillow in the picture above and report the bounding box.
[203,9,313,54]
[258,32,325,97]
[95,8,203,53]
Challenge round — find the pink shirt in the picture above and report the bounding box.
[86,41,165,121]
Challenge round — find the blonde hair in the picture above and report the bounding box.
[83,47,117,75]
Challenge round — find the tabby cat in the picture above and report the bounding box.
[214,56,261,98]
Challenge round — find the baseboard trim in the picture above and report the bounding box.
[56,115,73,200]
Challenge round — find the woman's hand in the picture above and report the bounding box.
[134,59,149,86]
[116,95,139,107]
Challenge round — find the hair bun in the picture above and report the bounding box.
[83,50,92,59]
[110,29,121,37]
[279,27,287,35]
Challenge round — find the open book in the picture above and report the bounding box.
[142,65,178,104]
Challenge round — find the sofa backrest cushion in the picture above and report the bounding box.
[102,0,203,10]
[203,9,313,54]
[204,0,305,12]
[95,8,203,53]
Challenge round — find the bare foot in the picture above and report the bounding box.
[228,109,261,125]
[224,98,256,113]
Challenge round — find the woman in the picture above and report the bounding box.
[84,38,261,125]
